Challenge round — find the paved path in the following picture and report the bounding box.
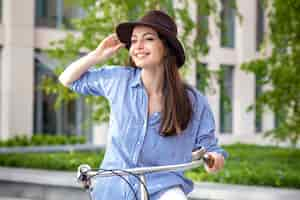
[189,182,300,200]
[0,198,31,200]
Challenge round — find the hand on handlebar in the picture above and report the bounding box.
[203,152,224,173]
[77,149,225,191]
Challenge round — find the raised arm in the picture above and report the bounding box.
[59,33,125,87]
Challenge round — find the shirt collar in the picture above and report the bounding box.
[130,67,143,88]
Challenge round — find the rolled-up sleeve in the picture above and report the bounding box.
[69,68,104,96]
[68,66,126,100]
[193,103,228,159]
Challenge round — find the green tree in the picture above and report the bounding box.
[41,0,235,132]
[241,0,300,146]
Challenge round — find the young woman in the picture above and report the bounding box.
[59,10,227,200]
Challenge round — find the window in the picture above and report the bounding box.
[274,111,286,129]
[219,65,234,133]
[35,0,85,29]
[34,56,58,134]
[34,51,92,138]
[255,75,263,133]
[196,4,209,50]
[256,0,265,51]
[196,62,207,93]
[220,0,235,48]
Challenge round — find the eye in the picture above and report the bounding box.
[131,39,137,43]
[146,37,154,41]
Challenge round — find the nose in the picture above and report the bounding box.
[134,39,144,49]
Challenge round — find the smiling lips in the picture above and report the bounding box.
[135,52,150,59]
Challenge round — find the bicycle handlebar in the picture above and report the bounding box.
[77,147,213,189]
[79,159,204,179]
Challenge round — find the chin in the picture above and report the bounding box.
[134,61,158,69]
[134,61,147,68]
[136,64,151,69]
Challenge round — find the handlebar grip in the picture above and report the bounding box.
[77,164,92,189]
[203,154,215,168]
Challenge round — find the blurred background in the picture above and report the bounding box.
[0,0,299,199]
[1,0,295,146]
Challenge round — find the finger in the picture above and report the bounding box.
[114,33,122,41]
[103,34,117,43]
[218,157,224,169]
[204,152,221,172]
[110,33,120,42]
[203,153,214,168]
[211,154,224,171]
[204,163,217,173]
[110,33,117,38]
[207,154,215,168]
[119,43,126,48]
[114,34,121,43]
[104,34,115,41]
[114,43,125,51]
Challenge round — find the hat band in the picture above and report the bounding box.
[140,20,177,35]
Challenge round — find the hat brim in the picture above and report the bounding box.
[116,22,185,68]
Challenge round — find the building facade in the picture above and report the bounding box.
[0,0,278,145]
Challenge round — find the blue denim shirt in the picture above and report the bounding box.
[69,65,227,200]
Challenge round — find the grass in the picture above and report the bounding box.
[0,143,299,188]
[186,143,300,188]
[0,135,86,147]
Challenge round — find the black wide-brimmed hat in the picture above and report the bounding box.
[116,10,185,68]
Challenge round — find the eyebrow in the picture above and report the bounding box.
[131,32,157,38]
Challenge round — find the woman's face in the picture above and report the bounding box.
[129,26,165,69]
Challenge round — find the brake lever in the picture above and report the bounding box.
[191,147,206,161]
[77,164,92,189]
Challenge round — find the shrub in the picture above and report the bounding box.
[0,134,87,147]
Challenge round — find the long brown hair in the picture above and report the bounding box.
[129,36,192,137]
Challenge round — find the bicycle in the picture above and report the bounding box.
[77,147,214,200]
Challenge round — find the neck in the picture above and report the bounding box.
[141,65,164,96]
